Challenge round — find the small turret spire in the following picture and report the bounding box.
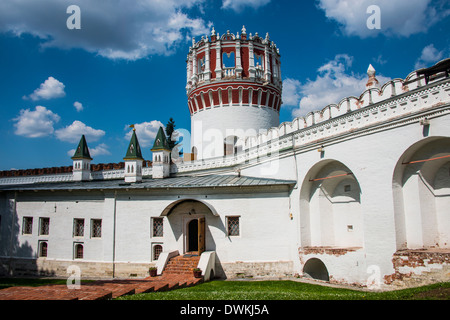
[366,64,380,89]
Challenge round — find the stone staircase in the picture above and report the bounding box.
[163,254,201,275]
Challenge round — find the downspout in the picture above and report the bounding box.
[112,190,117,278]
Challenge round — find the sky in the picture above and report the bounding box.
[0,0,449,171]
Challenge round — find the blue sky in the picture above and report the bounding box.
[0,0,449,170]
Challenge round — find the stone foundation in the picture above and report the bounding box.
[0,257,154,279]
[220,261,294,279]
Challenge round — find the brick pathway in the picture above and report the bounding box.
[0,274,203,300]
[0,254,204,300]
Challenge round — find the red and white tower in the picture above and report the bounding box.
[186,26,282,160]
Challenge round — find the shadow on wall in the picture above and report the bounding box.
[0,192,55,277]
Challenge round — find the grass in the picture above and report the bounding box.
[116,280,450,300]
[1,277,448,300]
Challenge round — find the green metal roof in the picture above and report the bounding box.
[71,135,92,160]
[151,126,170,151]
[124,130,144,160]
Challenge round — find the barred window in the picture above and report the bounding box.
[91,219,102,238]
[75,243,83,259]
[39,241,48,257]
[152,218,163,237]
[153,244,163,261]
[22,217,33,235]
[74,219,84,237]
[227,216,240,236]
[40,217,50,235]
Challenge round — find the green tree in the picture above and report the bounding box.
[165,118,176,150]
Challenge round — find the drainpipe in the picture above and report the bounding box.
[112,190,117,278]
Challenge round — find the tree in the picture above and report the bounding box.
[165,118,176,150]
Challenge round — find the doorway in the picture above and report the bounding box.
[186,217,205,255]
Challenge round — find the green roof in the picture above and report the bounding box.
[151,126,170,151]
[124,130,144,160]
[71,135,92,160]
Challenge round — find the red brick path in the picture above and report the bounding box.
[0,255,204,300]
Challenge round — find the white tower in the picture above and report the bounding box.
[71,135,92,181]
[123,127,144,183]
[151,127,171,179]
[186,27,282,160]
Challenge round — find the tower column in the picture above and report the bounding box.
[235,40,242,79]
[248,41,255,80]
[205,41,211,81]
[215,40,222,80]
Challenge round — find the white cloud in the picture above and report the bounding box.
[73,101,83,112]
[317,0,450,38]
[289,54,390,117]
[222,0,271,12]
[124,120,165,147]
[55,120,105,143]
[414,44,444,69]
[281,78,302,106]
[67,143,110,158]
[0,0,211,60]
[25,76,65,101]
[13,106,60,138]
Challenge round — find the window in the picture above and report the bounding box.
[344,185,351,192]
[73,219,84,237]
[39,241,48,257]
[74,243,83,259]
[91,219,102,238]
[152,218,163,237]
[40,217,50,235]
[22,217,33,235]
[153,244,163,261]
[227,216,240,236]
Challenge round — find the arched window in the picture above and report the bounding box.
[39,241,48,257]
[75,244,83,259]
[153,244,163,261]
[222,51,235,68]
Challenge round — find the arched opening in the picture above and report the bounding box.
[392,137,450,249]
[303,258,329,281]
[224,135,238,156]
[300,159,363,248]
[161,199,216,255]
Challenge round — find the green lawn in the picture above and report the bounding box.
[116,280,450,300]
[1,278,448,300]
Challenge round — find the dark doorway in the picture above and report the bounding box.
[188,219,198,252]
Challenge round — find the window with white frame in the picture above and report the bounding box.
[39,241,48,257]
[74,243,83,259]
[22,217,33,235]
[39,217,50,235]
[152,217,163,237]
[73,219,84,237]
[91,219,102,238]
[227,216,240,236]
